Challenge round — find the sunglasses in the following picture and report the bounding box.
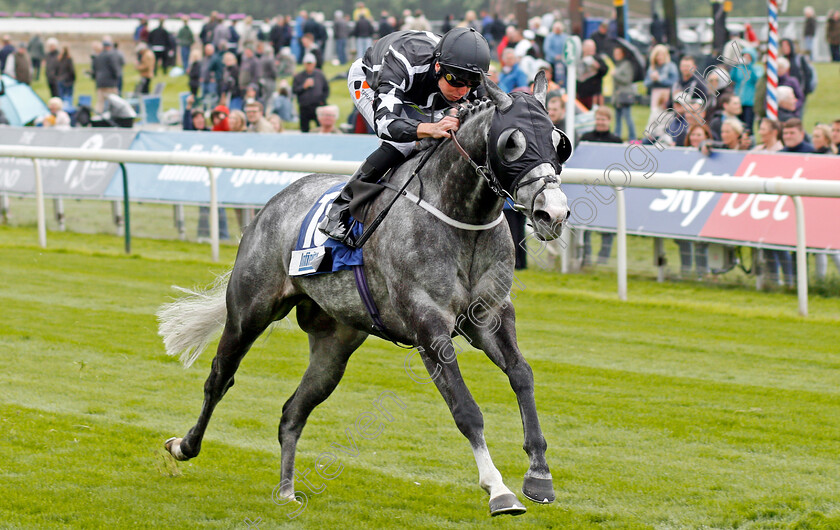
[443,72,478,89]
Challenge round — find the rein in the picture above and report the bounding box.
[449,131,557,218]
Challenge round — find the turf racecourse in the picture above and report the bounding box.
[1,226,839,529]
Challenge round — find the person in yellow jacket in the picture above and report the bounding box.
[135,42,155,94]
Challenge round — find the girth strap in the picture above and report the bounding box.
[352,264,413,349]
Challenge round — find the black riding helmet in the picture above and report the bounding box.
[434,27,491,87]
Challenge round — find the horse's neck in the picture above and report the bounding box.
[418,112,503,225]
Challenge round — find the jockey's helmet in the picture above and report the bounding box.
[434,27,491,88]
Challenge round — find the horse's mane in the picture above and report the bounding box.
[457,97,495,125]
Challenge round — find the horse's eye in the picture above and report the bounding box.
[496,128,527,162]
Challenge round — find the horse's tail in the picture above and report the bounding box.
[157,271,230,368]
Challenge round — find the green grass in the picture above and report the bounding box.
[1,225,840,528]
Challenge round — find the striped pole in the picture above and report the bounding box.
[766,0,779,120]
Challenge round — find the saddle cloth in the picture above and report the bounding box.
[289,183,364,276]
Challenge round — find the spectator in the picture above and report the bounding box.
[650,12,666,44]
[802,7,817,59]
[176,16,195,69]
[292,53,329,132]
[405,10,432,32]
[238,47,259,89]
[547,94,566,128]
[353,1,373,22]
[149,18,171,76]
[580,106,623,143]
[44,38,60,98]
[498,48,529,93]
[782,118,815,153]
[670,55,708,110]
[213,18,233,51]
[268,114,284,132]
[0,36,13,71]
[811,124,837,154]
[56,46,75,104]
[199,44,221,103]
[718,119,744,150]
[776,85,800,122]
[229,109,247,132]
[27,35,44,81]
[352,14,374,60]
[313,105,341,133]
[730,47,762,133]
[243,99,274,132]
[269,79,294,122]
[135,18,150,43]
[577,39,608,110]
[300,32,323,69]
[135,42,154,94]
[709,94,744,141]
[5,43,32,84]
[579,109,621,266]
[182,95,209,130]
[611,45,636,140]
[484,14,506,49]
[99,93,137,126]
[685,123,712,148]
[441,14,455,34]
[590,20,613,55]
[276,46,297,78]
[240,16,262,52]
[333,11,349,65]
[828,10,840,62]
[378,12,396,38]
[780,38,814,111]
[831,119,840,152]
[220,51,242,110]
[255,42,277,107]
[92,39,122,113]
[462,10,481,31]
[542,22,568,84]
[187,49,202,98]
[39,97,71,129]
[644,44,678,119]
[269,15,292,53]
[750,118,783,152]
[210,104,230,131]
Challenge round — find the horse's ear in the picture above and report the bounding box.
[482,72,513,111]
[533,70,548,109]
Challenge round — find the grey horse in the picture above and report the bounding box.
[158,73,570,516]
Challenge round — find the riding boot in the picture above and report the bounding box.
[317,161,381,244]
[317,143,405,245]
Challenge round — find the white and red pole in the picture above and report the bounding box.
[766,0,779,120]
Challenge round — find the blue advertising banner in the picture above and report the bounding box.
[562,143,745,238]
[0,127,138,196]
[103,131,380,205]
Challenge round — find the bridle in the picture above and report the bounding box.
[449,127,559,217]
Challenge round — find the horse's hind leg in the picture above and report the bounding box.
[166,294,295,461]
[275,301,367,502]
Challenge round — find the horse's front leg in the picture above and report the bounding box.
[412,316,526,516]
[459,299,555,504]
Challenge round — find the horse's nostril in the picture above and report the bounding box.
[565,210,571,220]
[533,210,551,226]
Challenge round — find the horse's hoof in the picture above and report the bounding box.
[489,493,527,516]
[164,437,189,461]
[522,475,555,504]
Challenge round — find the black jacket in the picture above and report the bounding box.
[292,68,329,108]
[361,30,463,143]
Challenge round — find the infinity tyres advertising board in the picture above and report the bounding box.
[102,131,380,206]
[0,128,137,196]
[563,143,840,251]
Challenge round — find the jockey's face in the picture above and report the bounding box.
[435,63,472,102]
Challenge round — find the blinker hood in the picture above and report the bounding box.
[487,92,560,194]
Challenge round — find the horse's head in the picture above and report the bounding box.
[480,71,571,241]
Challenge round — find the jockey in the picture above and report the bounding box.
[318,27,491,245]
